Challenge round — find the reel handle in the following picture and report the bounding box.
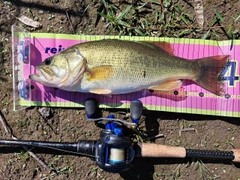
[135,143,240,162]
[135,143,186,158]
[85,97,98,118]
[130,100,143,124]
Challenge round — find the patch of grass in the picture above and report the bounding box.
[48,14,55,21]
[95,0,239,40]
[85,130,92,137]
[0,68,11,77]
[132,125,149,142]
[59,163,74,175]
[171,164,181,180]
[194,160,220,180]
[154,164,182,179]
[17,118,28,128]
[180,119,196,129]
[14,151,29,162]
[1,100,9,106]
[0,37,9,62]
[90,166,98,176]
[3,1,13,6]
[202,9,240,40]
[48,155,63,172]
[7,158,13,165]
[27,8,33,17]
[47,25,53,32]
[201,136,209,147]
[229,126,237,134]
[225,136,235,148]
[170,139,182,146]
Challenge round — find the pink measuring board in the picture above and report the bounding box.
[17,33,240,117]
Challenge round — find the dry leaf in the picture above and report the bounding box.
[193,0,204,27]
[16,15,42,28]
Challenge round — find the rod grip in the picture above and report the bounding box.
[232,149,240,162]
[136,143,186,158]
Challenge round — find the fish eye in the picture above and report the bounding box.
[44,58,52,65]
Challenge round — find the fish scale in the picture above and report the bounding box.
[77,40,194,92]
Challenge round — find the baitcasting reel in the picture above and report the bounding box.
[84,98,143,172]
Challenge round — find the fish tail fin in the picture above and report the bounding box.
[194,55,229,96]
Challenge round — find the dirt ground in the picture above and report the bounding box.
[1,0,240,179]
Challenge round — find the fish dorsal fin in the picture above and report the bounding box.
[86,65,114,81]
[141,41,174,55]
[149,79,182,91]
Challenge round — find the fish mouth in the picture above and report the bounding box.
[29,66,53,83]
[29,58,87,89]
[38,66,54,81]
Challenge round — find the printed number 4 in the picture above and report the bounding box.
[220,60,239,87]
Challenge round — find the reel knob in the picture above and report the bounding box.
[130,99,143,124]
[85,97,98,118]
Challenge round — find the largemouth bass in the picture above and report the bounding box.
[29,39,229,96]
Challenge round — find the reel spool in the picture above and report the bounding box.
[95,122,135,173]
[109,148,125,164]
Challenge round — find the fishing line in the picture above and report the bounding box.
[36,145,97,158]
[109,148,125,164]
[87,117,137,126]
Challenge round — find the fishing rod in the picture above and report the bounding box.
[0,98,239,173]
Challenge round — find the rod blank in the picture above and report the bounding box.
[0,139,240,164]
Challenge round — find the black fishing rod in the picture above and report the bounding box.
[0,98,239,173]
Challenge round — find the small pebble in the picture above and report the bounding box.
[38,107,51,118]
[39,10,44,14]
[34,16,39,21]
[2,108,8,115]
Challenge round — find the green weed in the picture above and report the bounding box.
[95,0,239,40]
[14,151,29,162]
[90,166,98,176]
[17,118,28,128]
[59,163,74,174]
[194,160,220,180]
[225,136,235,148]
[3,1,12,6]
[132,126,148,142]
[154,164,182,179]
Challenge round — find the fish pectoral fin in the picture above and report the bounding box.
[149,80,182,91]
[86,65,114,81]
[90,89,112,95]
